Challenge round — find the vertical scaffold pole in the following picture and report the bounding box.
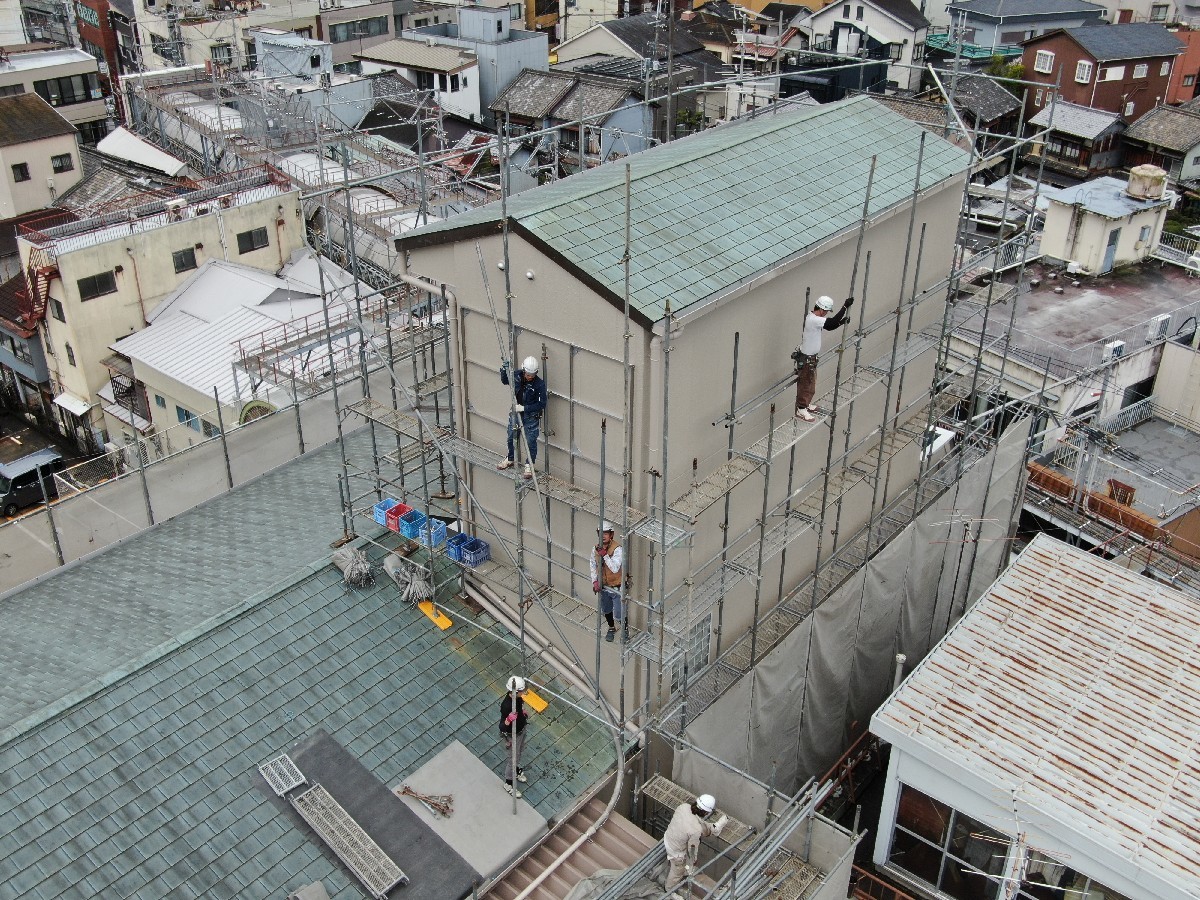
[749,403,777,667]
[713,331,741,667]
[596,419,609,697]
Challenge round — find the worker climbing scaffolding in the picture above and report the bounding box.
[497,356,546,480]
[792,295,854,422]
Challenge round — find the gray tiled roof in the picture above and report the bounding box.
[399,95,971,323]
[1124,104,1200,153]
[1028,99,1123,139]
[943,73,1021,123]
[946,0,1105,18]
[0,93,76,148]
[600,12,704,59]
[871,0,930,30]
[1057,23,1184,61]
[0,539,614,899]
[549,79,633,120]
[490,69,577,118]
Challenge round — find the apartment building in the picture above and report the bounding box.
[0,46,109,144]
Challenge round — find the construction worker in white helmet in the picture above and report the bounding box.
[499,675,529,797]
[791,294,854,422]
[590,520,625,643]
[497,355,547,480]
[663,793,728,893]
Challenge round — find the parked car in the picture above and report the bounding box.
[0,449,65,517]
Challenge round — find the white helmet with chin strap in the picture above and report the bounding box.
[815,295,834,312]
[696,794,716,814]
[522,356,539,375]
[506,676,526,693]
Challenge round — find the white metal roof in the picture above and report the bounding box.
[0,48,98,73]
[116,254,360,403]
[873,533,1200,898]
[96,127,188,177]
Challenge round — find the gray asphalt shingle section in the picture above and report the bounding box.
[947,0,1104,17]
[1058,22,1184,61]
[0,541,615,899]
[0,429,373,736]
[401,96,971,322]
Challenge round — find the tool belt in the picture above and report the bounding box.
[791,348,815,366]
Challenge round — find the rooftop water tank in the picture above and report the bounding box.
[1127,164,1167,201]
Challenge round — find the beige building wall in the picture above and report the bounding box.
[406,172,965,705]
[0,53,108,128]
[1154,340,1200,422]
[1041,201,1167,273]
[0,132,82,219]
[21,190,306,436]
[555,25,628,60]
[137,3,319,70]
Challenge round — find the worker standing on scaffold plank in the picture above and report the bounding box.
[792,295,854,422]
[497,356,546,480]
[590,520,625,643]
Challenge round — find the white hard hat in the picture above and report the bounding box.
[507,676,526,693]
[600,521,615,533]
[815,295,834,312]
[696,794,716,813]
[522,356,539,375]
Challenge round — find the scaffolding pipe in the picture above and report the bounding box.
[713,330,741,667]
[749,403,776,667]
[597,418,609,697]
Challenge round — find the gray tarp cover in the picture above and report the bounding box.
[675,421,1029,796]
[564,869,664,900]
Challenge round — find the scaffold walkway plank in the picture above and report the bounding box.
[291,784,408,899]
[414,370,450,396]
[641,775,754,847]
[671,455,765,522]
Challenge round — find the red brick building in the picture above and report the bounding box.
[73,0,123,120]
[1021,24,1183,125]
[1166,25,1200,104]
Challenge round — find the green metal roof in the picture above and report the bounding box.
[400,95,972,323]
[0,541,615,899]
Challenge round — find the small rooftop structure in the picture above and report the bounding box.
[0,46,101,73]
[1043,172,1170,219]
[95,126,188,177]
[1028,98,1123,140]
[872,533,1200,900]
[0,93,75,147]
[354,37,477,72]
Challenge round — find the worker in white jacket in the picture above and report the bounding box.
[590,520,625,642]
[663,793,727,892]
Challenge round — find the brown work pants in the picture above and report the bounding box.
[795,355,818,411]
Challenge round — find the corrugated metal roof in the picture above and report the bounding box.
[398,95,971,323]
[1029,99,1123,139]
[873,533,1200,897]
[356,38,476,72]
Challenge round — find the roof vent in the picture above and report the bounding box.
[1127,164,1167,201]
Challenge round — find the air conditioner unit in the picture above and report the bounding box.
[1147,313,1170,343]
[194,205,211,216]
[165,198,186,221]
[1102,339,1126,361]
[1187,254,1200,275]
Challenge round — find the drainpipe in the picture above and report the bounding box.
[275,205,286,269]
[125,249,148,325]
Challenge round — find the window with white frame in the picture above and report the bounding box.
[1185,74,1196,86]
[1150,3,1168,21]
[1015,849,1135,900]
[1161,60,1171,76]
[888,784,1011,899]
[1075,60,1093,83]
[1104,65,1126,81]
[1125,100,1135,116]
[1034,88,1043,106]
[1034,50,1054,74]
[1140,225,1152,242]
[1133,63,1148,78]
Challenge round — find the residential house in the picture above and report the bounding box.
[355,38,482,122]
[1166,23,1200,101]
[1026,98,1126,179]
[0,272,54,424]
[800,0,930,92]
[1039,169,1171,272]
[18,0,74,45]
[107,0,142,76]
[403,5,548,128]
[0,93,82,220]
[1098,0,1181,23]
[866,92,977,151]
[395,95,973,702]
[1021,24,1184,124]
[0,47,109,145]
[873,534,1200,900]
[943,0,1106,55]
[555,53,699,141]
[314,0,397,72]
[74,0,124,118]
[14,168,306,448]
[921,71,1022,139]
[101,250,358,448]
[489,68,651,172]
[1122,102,1200,178]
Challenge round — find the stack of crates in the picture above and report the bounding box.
[386,502,414,533]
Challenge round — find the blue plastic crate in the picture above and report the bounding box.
[462,538,490,567]
[399,510,427,539]
[373,498,400,526]
[446,532,472,562]
[419,519,447,548]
